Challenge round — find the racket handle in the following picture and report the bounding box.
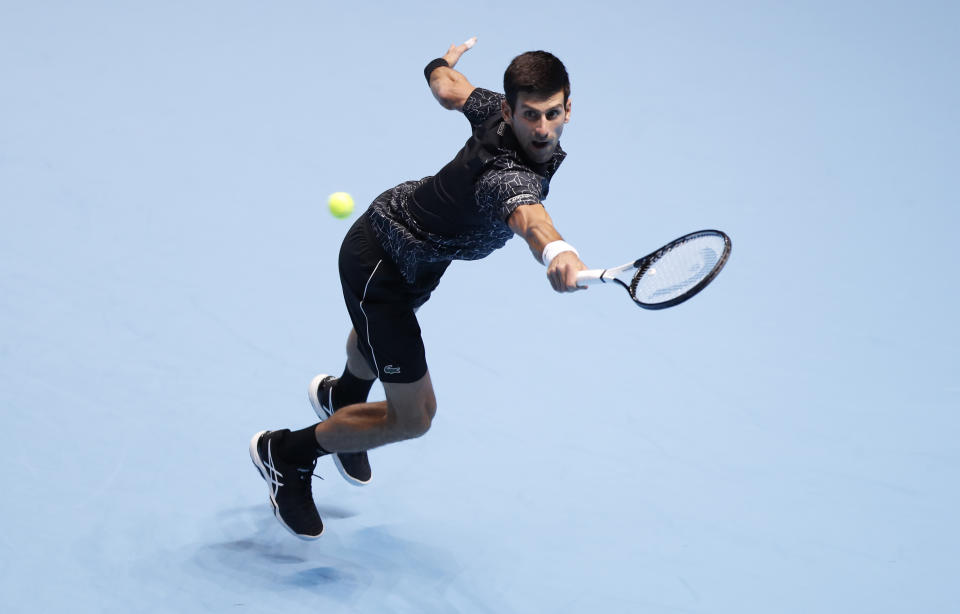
[575,269,608,285]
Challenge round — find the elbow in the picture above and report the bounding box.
[433,85,461,110]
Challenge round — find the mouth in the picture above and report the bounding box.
[531,140,552,152]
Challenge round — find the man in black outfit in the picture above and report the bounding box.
[251,37,587,539]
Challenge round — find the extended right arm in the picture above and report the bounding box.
[427,37,477,111]
[508,203,588,293]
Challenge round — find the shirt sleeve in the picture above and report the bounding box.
[474,166,546,222]
[462,88,506,128]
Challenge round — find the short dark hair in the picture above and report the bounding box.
[503,51,570,111]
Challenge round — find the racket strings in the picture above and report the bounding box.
[629,235,727,305]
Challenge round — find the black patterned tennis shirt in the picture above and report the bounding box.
[367,87,566,283]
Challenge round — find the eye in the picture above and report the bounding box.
[546,110,561,120]
[523,110,539,120]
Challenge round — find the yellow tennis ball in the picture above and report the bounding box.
[328,192,354,219]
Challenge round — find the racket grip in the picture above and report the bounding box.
[575,269,607,285]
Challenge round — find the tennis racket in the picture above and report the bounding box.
[576,230,731,309]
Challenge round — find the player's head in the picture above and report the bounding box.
[503,51,570,111]
[501,51,572,164]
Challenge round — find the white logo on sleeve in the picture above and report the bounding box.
[384,365,401,375]
[505,193,536,206]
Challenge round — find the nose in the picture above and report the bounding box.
[534,117,550,138]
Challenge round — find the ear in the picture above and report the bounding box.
[501,98,513,125]
[564,98,572,124]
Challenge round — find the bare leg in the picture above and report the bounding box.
[314,370,436,453]
[345,328,377,380]
[335,328,387,427]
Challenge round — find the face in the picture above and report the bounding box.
[502,90,571,164]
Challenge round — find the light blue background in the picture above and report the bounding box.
[2,1,957,612]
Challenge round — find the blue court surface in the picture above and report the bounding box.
[2,2,958,612]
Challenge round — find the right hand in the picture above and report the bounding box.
[547,251,588,293]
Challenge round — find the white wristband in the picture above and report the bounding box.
[541,240,579,266]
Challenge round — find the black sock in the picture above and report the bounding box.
[333,365,376,410]
[278,425,329,465]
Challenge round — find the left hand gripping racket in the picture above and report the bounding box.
[576,230,732,309]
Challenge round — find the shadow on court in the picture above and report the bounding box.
[162,504,506,611]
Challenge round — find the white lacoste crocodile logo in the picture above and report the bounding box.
[384,365,401,375]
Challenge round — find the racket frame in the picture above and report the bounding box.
[576,229,731,309]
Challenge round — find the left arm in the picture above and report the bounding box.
[428,37,478,111]
[507,204,587,293]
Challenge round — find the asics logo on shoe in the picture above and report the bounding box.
[250,430,324,540]
[264,440,285,496]
[323,385,334,416]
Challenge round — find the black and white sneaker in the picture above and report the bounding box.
[249,430,324,540]
[309,374,372,486]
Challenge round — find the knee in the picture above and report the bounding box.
[347,328,360,350]
[420,398,437,434]
[346,330,363,360]
[392,398,437,440]
[345,330,376,380]
[408,399,436,438]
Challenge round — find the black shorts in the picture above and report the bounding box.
[338,212,449,383]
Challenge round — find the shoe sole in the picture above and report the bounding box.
[309,374,371,487]
[249,430,323,540]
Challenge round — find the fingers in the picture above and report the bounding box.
[567,266,587,291]
[548,268,563,292]
[565,266,587,291]
[547,254,588,293]
[548,270,584,292]
[442,36,477,67]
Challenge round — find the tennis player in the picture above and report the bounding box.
[251,39,587,539]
